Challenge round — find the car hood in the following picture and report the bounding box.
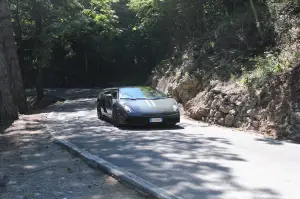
[120,98,178,114]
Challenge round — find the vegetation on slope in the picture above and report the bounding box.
[1,0,300,125]
[8,0,300,90]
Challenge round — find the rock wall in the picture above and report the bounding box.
[286,65,300,141]
[151,65,300,142]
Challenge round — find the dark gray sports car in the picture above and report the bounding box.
[96,86,180,126]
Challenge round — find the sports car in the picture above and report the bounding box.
[96,86,180,126]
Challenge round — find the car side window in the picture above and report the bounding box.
[111,91,117,99]
[103,90,117,99]
[103,91,110,96]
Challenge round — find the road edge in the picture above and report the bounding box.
[46,100,183,199]
[53,138,182,199]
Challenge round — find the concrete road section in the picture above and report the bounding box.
[47,90,300,199]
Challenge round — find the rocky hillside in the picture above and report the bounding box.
[148,1,300,141]
[151,64,300,141]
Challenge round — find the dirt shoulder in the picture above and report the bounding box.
[0,106,148,199]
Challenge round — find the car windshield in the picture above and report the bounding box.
[119,87,167,99]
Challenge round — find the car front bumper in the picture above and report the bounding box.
[120,112,180,125]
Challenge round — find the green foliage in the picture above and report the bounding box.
[241,52,284,87]
[8,0,300,89]
[10,0,120,66]
[128,0,275,80]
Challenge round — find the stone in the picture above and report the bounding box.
[214,111,222,118]
[211,99,220,109]
[234,121,243,128]
[266,122,277,128]
[246,125,254,130]
[178,90,198,103]
[211,87,222,94]
[229,109,236,115]
[190,107,210,119]
[235,101,243,106]
[229,95,239,103]
[225,114,235,126]
[179,74,199,89]
[209,109,215,117]
[247,109,259,119]
[209,80,220,88]
[204,92,214,102]
[206,100,212,107]
[252,121,260,129]
[219,105,231,113]
[217,118,225,125]
[197,107,210,117]
[241,95,249,103]
[16,196,24,199]
[270,129,279,138]
[258,109,268,119]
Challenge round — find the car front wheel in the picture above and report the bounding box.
[97,102,103,120]
[112,107,121,127]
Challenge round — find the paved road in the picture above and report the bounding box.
[47,90,300,199]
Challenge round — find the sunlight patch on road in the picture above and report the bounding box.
[23,165,38,169]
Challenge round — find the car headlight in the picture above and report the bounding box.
[122,105,133,113]
[173,104,179,112]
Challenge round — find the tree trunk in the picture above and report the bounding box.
[0,27,18,122]
[15,0,25,79]
[0,0,27,113]
[250,0,264,40]
[33,0,44,101]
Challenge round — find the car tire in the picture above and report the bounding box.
[97,102,103,120]
[112,107,121,127]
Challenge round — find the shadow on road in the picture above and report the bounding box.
[0,108,146,199]
[255,138,284,145]
[47,98,281,199]
[118,124,184,131]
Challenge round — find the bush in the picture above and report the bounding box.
[242,52,283,87]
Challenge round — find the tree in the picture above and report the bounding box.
[0,0,19,121]
[1,0,27,113]
[9,0,120,99]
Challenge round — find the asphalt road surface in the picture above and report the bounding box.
[46,89,300,199]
